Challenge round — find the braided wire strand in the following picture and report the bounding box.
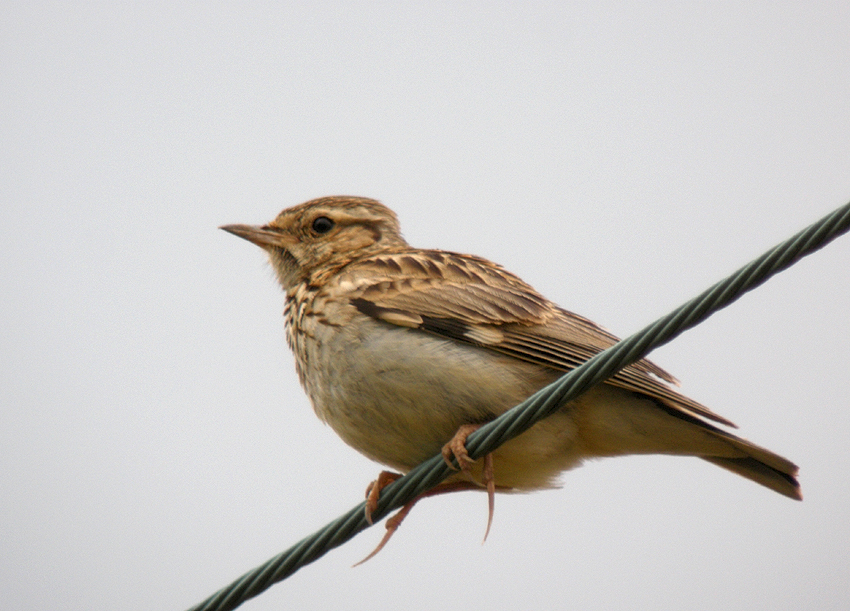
[187,200,850,611]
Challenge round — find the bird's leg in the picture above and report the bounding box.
[354,481,487,567]
[481,453,495,541]
[364,470,403,524]
[441,423,481,471]
[441,423,497,542]
[355,424,501,566]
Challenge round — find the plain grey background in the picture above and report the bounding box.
[2,3,849,610]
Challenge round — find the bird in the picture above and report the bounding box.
[221,195,801,559]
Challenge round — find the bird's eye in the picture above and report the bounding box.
[311,216,334,234]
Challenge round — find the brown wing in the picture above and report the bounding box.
[340,249,735,428]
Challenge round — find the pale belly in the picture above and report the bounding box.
[295,317,723,491]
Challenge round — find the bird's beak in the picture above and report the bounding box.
[220,224,295,250]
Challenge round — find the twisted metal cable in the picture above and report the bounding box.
[187,200,850,611]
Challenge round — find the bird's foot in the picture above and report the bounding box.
[354,481,488,566]
[355,425,501,566]
[364,470,402,524]
[441,423,496,541]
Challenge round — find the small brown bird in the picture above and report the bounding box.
[222,196,801,557]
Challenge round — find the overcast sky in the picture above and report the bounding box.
[3,3,850,610]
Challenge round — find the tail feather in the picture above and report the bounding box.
[702,454,801,500]
[698,424,802,500]
[575,387,802,499]
[644,395,802,500]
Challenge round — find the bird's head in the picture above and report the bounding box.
[221,196,408,290]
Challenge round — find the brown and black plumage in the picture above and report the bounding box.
[222,196,801,555]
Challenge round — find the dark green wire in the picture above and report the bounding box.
[186,200,850,611]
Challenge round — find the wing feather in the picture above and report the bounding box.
[339,250,735,427]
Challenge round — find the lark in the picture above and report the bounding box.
[222,196,800,560]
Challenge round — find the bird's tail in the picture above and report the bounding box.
[700,435,801,500]
[646,394,802,500]
[567,386,802,499]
